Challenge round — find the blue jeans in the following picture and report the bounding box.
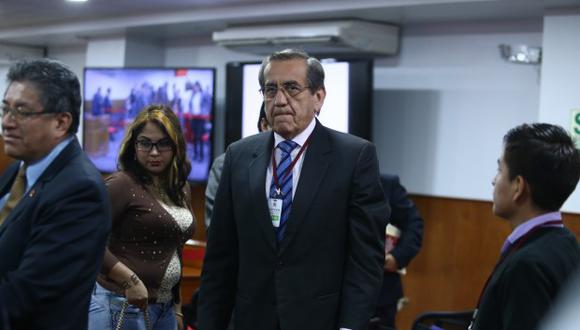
[88,283,177,330]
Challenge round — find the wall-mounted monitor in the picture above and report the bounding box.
[83,67,215,182]
[224,59,373,147]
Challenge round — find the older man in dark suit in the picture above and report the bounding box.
[0,59,111,329]
[198,49,389,330]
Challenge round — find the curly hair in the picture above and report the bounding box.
[117,104,191,206]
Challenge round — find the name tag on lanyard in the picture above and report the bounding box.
[268,136,312,228]
[269,195,283,227]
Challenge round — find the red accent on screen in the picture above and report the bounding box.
[175,69,188,76]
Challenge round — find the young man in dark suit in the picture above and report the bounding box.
[198,49,389,330]
[470,123,580,330]
[374,174,423,329]
[0,59,111,329]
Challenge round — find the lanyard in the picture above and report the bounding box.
[271,135,312,196]
[468,220,564,329]
[475,220,564,307]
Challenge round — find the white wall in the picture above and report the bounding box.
[48,20,580,213]
[538,12,580,213]
[125,38,164,67]
[0,44,45,136]
[49,44,87,142]
[373,21,542,202]
[0,44,45,99]
[85,37,127,67]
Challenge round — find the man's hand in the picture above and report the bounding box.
[384,254,399,272]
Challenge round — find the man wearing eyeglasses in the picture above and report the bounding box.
[0,59,111,329]
[198,49,389,330]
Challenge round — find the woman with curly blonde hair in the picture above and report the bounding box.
[89,104,195,330]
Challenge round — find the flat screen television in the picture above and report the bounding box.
[83,67,215,182]
[225,59,373,147]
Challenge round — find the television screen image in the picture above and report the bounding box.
[83,67,215,182]
[225,60,372,147]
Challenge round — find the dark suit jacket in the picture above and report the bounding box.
[472,227,580,330]
[0,139,111,330]
[377,175,423,308]
[198,122,389,330]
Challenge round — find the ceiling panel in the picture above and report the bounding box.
[0,0,578,46]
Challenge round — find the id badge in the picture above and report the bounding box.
[268,197,283,227]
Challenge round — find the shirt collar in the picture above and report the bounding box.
[501,211,563,254]
[273,117,316,148]
[24,136,74,191]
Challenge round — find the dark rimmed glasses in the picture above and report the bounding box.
[135,138,174,152]
[1,106,55,121]
[260,82,310,100]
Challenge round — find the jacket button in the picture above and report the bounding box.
[276,261,284,270]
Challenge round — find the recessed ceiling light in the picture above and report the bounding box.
[67,0,88,2]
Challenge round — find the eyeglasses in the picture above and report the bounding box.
[1,106,53,121]
[260,82,310,100]
[135,138,174,152]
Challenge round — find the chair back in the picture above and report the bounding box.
[411,310,474,330]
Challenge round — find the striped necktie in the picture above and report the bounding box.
[0,165,27,225]
[270,140,299,242]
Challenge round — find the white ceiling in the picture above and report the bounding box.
[0,0,578,47]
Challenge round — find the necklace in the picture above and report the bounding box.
[151,182,170,204]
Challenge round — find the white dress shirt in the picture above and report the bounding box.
[265,118,316,198]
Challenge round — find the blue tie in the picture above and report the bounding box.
[270,140,299,242]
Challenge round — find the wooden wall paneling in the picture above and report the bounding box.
[563,213,580,236]
[396,195,580,330]
[180,184,207,302]
[190,183,206,241]
[0,138,15,175]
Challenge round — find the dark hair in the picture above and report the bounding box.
[118,104,191,207]
[503,123,580,211]
[257,102,266,132]
[258,48,325,94]
[6,58,81,134]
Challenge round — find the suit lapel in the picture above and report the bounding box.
[0,163,23,235]
[35,138,81,184]
[248,133,277,251]
[0,138,80,235]
[0,162,20,198]
[278,122,332,255]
